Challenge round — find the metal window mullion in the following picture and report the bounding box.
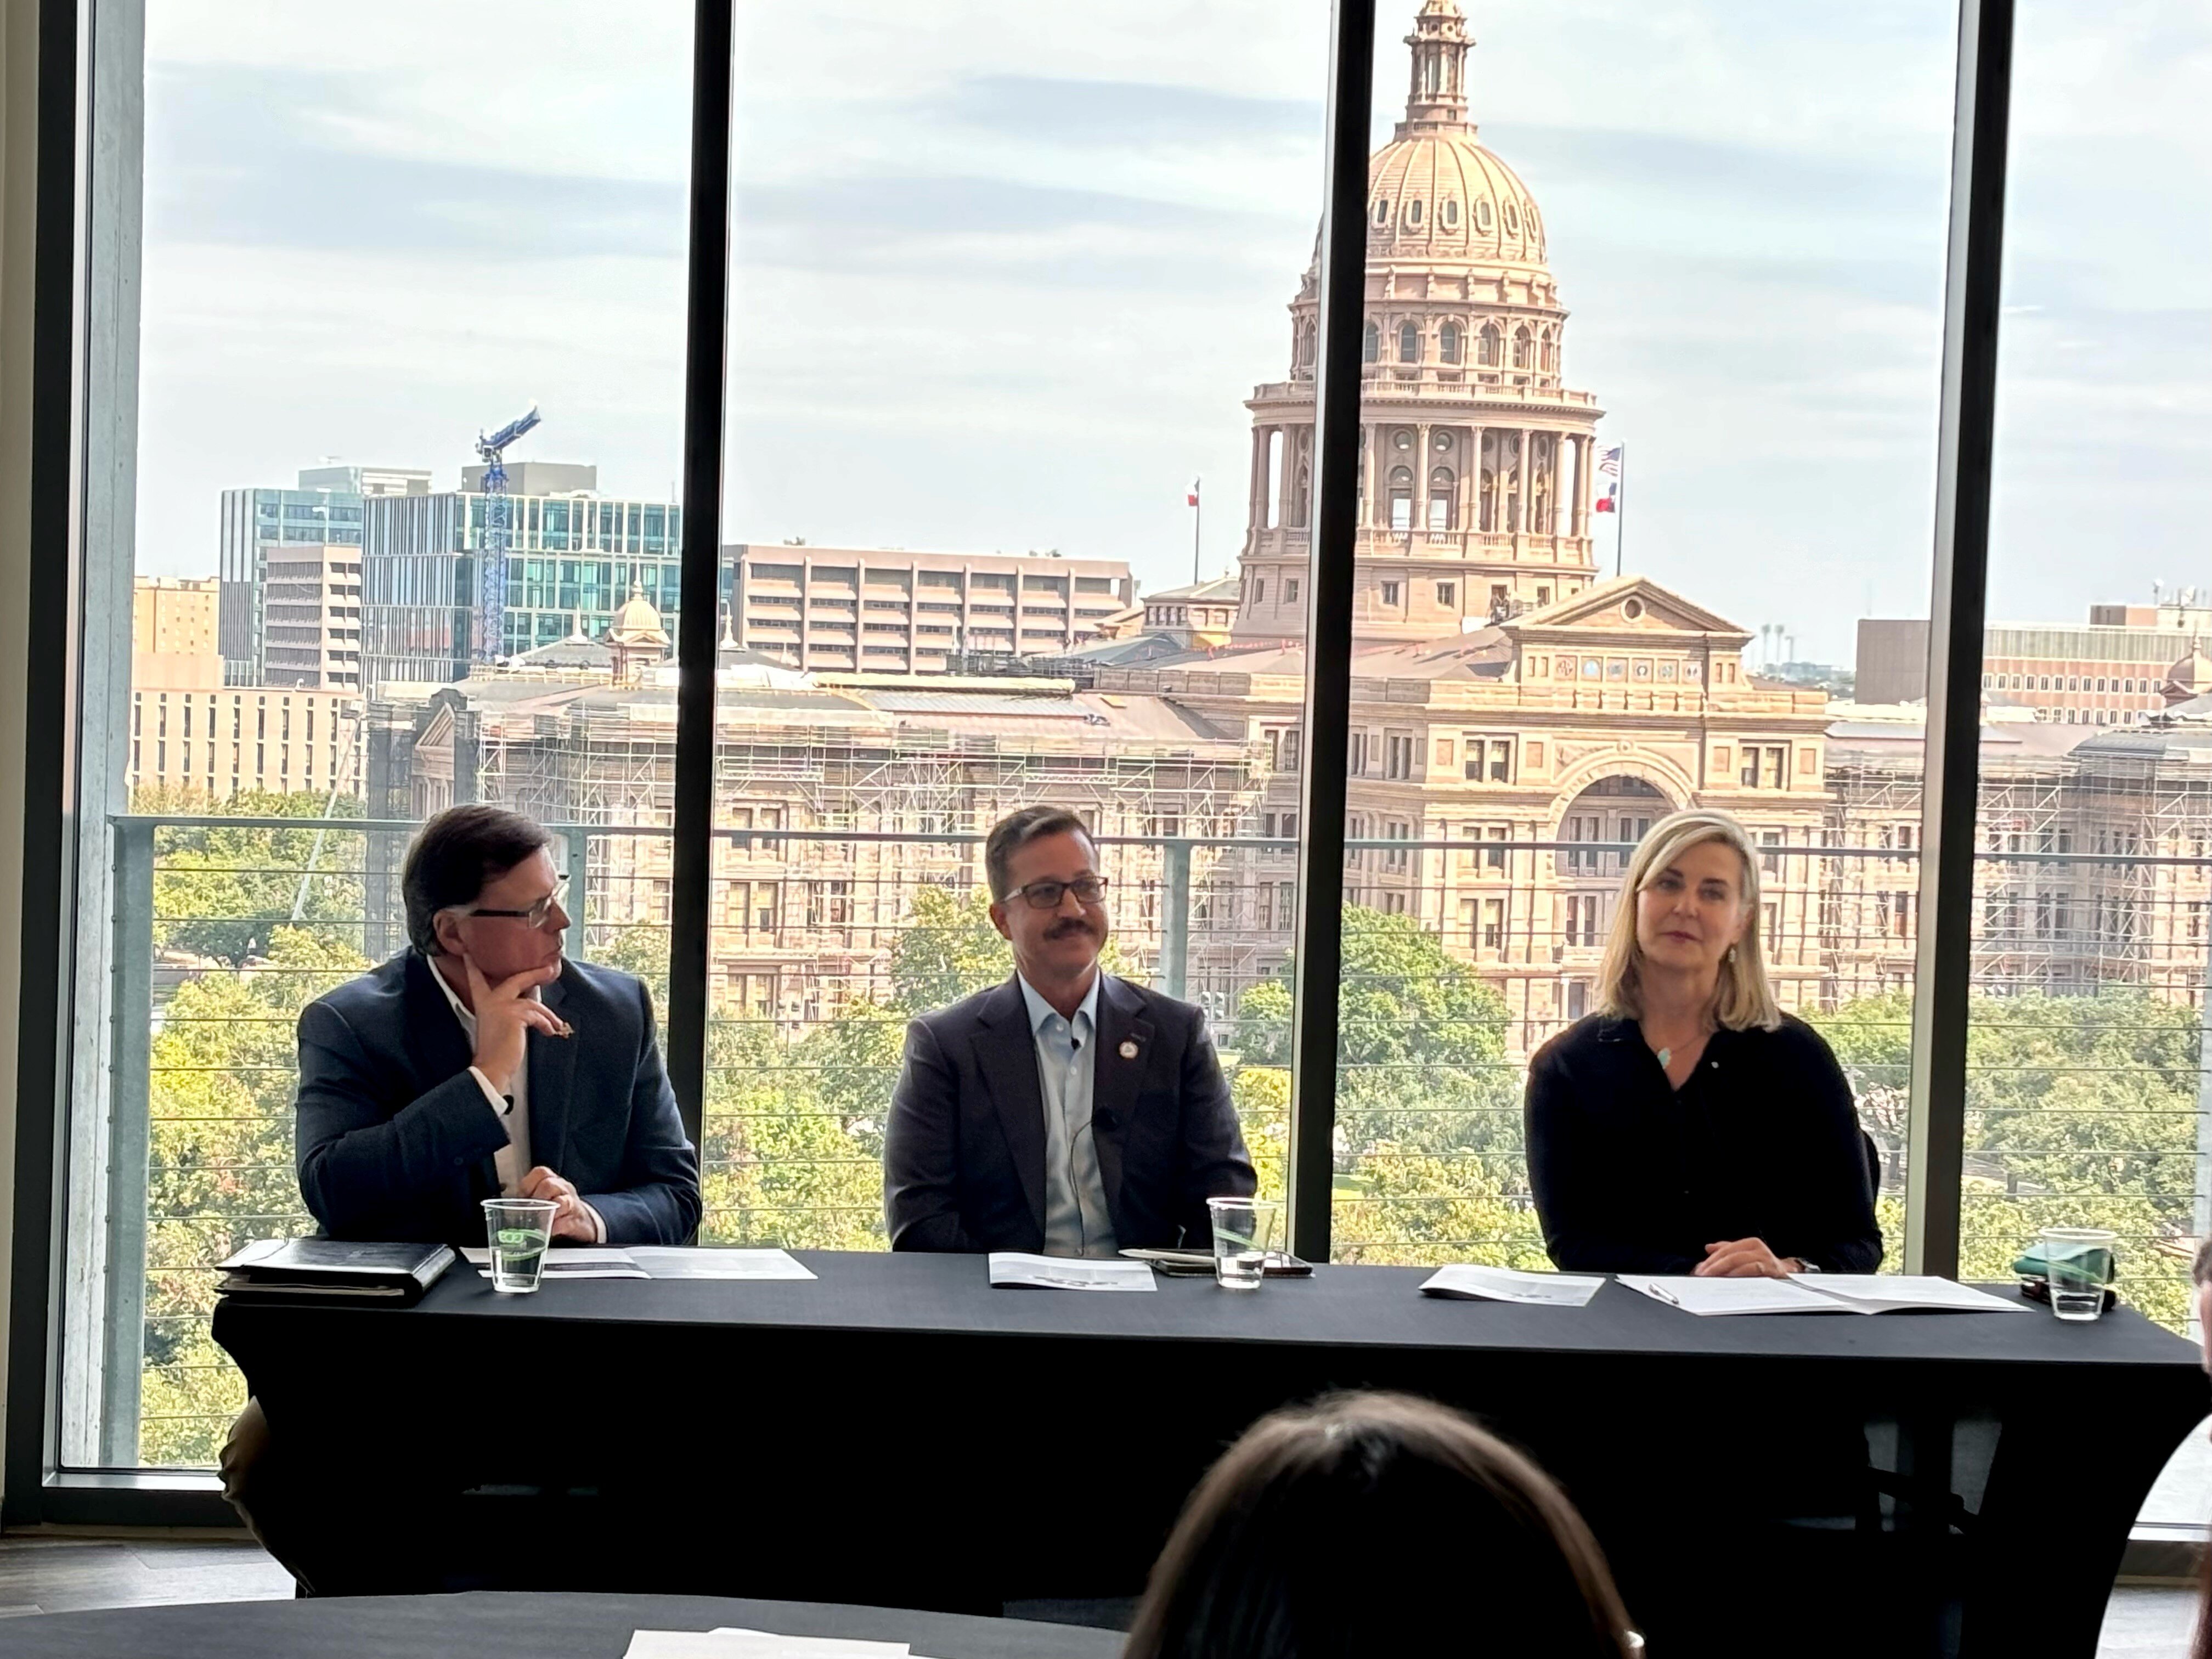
[6,0,91,1523]
[664,0,735,1152]
[1906,0,2015,1278]
[1285,0,1375,1264]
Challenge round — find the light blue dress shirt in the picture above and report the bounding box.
[1018,972,1119,1259]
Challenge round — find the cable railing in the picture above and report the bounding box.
[86,811,2212,1468]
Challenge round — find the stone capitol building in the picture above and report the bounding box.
[1101,0,1832,1053]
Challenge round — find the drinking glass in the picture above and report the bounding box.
[483,1198,558,1293]
[2040,1226,2117,1323]
[1208,1196,1276,1291]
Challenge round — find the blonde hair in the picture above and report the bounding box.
[1593,808,1781,1032]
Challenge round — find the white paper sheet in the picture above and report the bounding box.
[1616,1274,1854,1316]
[1791,1274,2028,1314]
[1418,1264,1604,1307]
[988,1251,1157,1292]
[461,1246,647,1280]
[624,1630,912,1659]
[630,1248,817,1281]
[1619,1273,2028,1316]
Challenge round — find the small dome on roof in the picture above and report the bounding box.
[606,585,668,647]
[2163,640,2212,704]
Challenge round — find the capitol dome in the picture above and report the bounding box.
[1363,1,1547,274]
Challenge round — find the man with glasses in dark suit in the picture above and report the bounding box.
[884,805,1256,1254]
[221,803,699,1593]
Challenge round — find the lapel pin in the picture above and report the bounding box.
[1119,1040,1139,1059]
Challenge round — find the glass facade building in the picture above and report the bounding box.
[216,487,366,685]
[361,491,687,685]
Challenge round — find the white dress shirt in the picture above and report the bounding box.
[426,957,604,1243]
[1018,972,1119,1260]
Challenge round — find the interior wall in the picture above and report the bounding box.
[0,0,43,1503]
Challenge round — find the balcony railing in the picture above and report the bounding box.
[86,815,2212,1469]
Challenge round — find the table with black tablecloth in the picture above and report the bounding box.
[0,1590,1121,1659]
[213,1252,2208,1659]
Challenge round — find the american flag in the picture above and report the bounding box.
[1594,444,1622,513]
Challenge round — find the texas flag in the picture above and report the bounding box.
[1593,444,1622,513]
[1187,479,1201,507]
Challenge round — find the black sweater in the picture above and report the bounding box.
[1523,1013,1882,1276]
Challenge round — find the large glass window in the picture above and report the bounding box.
[699,3,1327,1250]
[65,2,692,1469]
[1323,3,1953,1262]
[1953,0,2212,1330]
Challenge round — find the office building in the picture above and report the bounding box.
[721,545,1134,675]
[360,479,683,685]
[261,544,365,690]
[127,584,360,797]
[219,465,426,684]
[132,574,217,668]
[1857,610,2202,728]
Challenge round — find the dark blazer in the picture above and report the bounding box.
[1525,1013,1881,1276]
[883,974,1257,1252]
[294,951,702,1247]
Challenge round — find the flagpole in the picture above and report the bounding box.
[1192,476,1203,585]
[1614,444,1625,579]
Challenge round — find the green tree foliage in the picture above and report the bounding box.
[1234,906,1532,1263]
[138,785,365,966]
[138,925,369,1466]
[1812,988,2199,1329]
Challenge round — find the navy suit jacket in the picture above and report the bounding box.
[294,951,701,1247]
[882,973,1257,1253]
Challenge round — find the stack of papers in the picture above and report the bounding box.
[461,1246,816,1282]
[624,1630,923,1659]
[1418,1265,1605,1307]
[987,1251,1156,1292]
[1617,1273,2027,1316]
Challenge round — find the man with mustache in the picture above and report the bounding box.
[884,805,1256,1254]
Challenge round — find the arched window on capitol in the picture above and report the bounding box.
[1399,320,1420,363]
[1429,468,1456,532]
[1439,321,1462,364]
[1389,465,1415,531]
[1479,320,1502,366]
[1363,321,1380,363]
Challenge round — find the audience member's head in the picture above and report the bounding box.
[984,805,1108,988]
[402,804,565,977]
[1124,1391,1640,1659]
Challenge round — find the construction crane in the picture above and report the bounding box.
[472,403,541,662]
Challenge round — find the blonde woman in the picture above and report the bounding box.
[1525,809,1880,1278]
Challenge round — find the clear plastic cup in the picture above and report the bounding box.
[1207,1195,1276,1291]
[482,1198,558,1293]
[2040,1226,2117,1323]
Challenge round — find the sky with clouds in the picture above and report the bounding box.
[132,0,2208,665]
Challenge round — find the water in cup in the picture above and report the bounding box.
[2040,1226,2116,1323]
[1207,1195,1275,1292]
[482,1198,558,1293]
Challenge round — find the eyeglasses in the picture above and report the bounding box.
[1006,875,1110,911]
[452,876,568,929]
